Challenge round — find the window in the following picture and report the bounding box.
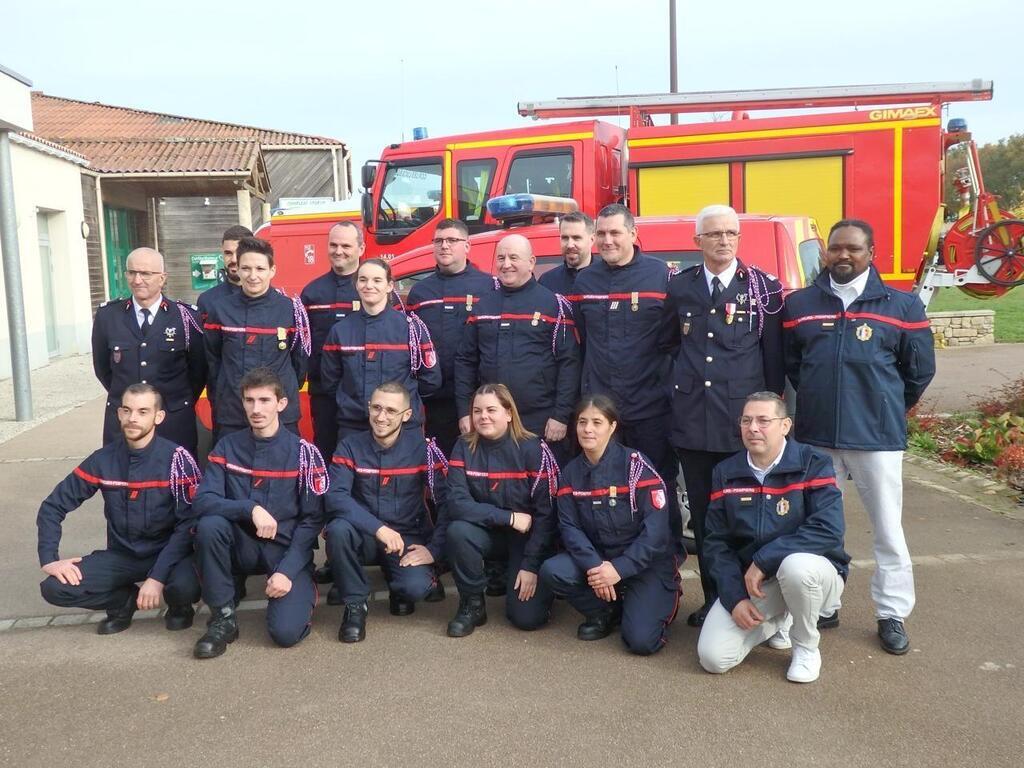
[647,250,704,272]
[377,161,443,231]
[798,239,824,285]
[504,151,573,198]
[457,159,497,229]
[394,269,434,301]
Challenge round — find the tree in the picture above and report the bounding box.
[945,135,1024,218]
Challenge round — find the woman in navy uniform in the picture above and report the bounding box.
[444,383,560,637]
[321,259,442,441]
[540,395,680,655]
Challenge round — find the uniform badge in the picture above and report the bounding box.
[609,486,617,507]
[424,349,437,368]
[352,300,361,311]
[725,302,737,325]
[531,311,541,327]
[856,323,873,342]
[651,488,667,510]
[682,320,691,336]
[631,291,639,312]
[164,327,176,342]
[736,293,748,306]
[112,346,121,364]
[277,327,288,350]
[776,498,790,516]
[465,294,474,311]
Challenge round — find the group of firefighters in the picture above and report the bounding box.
[35,199,936,684]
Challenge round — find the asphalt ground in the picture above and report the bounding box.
[1,351,1023,767]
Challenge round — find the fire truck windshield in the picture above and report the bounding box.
[376,161,443,231]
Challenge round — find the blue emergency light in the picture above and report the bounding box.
[486,194,579,220]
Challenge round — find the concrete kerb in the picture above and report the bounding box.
[904,451,1024,521]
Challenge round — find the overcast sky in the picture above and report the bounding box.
[6,0,1021,186]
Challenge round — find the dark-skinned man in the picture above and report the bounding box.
[92,247,206,457]
[37,384,202,634]
[782,219,935,656]
[663,203,785,628]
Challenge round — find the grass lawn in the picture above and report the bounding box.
[928,287,1024,342]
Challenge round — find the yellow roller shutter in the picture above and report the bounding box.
[637,164,730,216]
[744,156,843,236]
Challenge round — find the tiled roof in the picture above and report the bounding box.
[13,131,90,163]
[68,139,262,174]
[32,92,345,147]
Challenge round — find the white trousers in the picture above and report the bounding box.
[823,448,914,620]
[698,553,844,674]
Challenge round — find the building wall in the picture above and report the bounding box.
[0,142,91,378]
[264,149,335,208]
[81,173,105,309]
[156,196,238,304]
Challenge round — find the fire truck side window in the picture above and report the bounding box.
[504,151,573,198]
[457,159,498,232]
[798,239,825,285]
[378,162,443,230]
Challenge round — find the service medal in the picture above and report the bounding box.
[776,498,790,516]
[856,323,873,341]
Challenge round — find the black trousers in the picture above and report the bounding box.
[310,391,339,460]
[619,414,683,545]
[423,397,460,457]
[675,448,733,608]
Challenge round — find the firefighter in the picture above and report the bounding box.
[192,367,328,658]
[37,384,201,635]
[407,218,495,455]
[301,221,365,460]
[444,383,560,637]
[540,395,680,656]
[325,382,449,643]
[538,211,595,297]
[662,203,785,628]
[697,392,849,684]
[203,236,310,443]
[454,233,580,456]
[91,247,206,457]
[320,258,441,440]
[196,225,252,325]
[782,219,935,656]
[572,204,681,544]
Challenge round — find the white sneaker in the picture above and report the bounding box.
[786,646,822,683]
[768,627,792,650]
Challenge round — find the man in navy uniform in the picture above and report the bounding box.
[407,218,495,455]
[301,221,365,460]
[454,233,579,452]
[325,382,448,642]
[538,211,595,298]
[204,237,310,443]
[663,204,785,628]
[698,392,849,684]
[196,225,252,324]
[37,384,202,634]
[192,367,328,658]
[782,219,935,655]
[92,247,206,456]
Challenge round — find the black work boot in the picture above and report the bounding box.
[446,594,488,637]
[340,602,368,643]
[193,606,239,659]
[164,603,195,631]
[96,587,139,635]
[484,560,507,597]
[314,563,334,584]
[424,581,446,603]
[577,605,621,641]
[326,585,343,606]
[389,594,415,616]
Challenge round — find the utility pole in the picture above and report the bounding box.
[669,0,679,125]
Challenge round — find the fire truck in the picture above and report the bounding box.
[259,79,1022,301]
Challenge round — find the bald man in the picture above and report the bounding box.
[92,247,207,455]
[454,234,580,448]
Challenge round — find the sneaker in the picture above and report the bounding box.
[768,626,792,650]
[786,646,822,683]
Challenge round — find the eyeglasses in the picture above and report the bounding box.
[369,404,411,417]
[698,230,740,241]
[125,270,164,281]
[739,416,786,428]
[432,237,468,247]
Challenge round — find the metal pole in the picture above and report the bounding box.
[0,130,34,420]
[669,0,678,125]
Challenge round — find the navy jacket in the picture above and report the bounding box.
[572,249,674,422]
[196,277,239,325]
[782,267,936,450]
[300,270,359,395]
[37,435,201,583]
[204,288,309,428]
[663,261,786,453]
[194,427,327,579]
[539,261,588,297]
[407,265,496,401]
[454,277,580,433]
[447,433,559,573]
[321,305,442,433]
[92,296,206,414]
[704,440,850,613]
[556,442,676,582]
[327,428,450,559]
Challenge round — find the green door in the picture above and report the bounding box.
[104,207,136,299]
